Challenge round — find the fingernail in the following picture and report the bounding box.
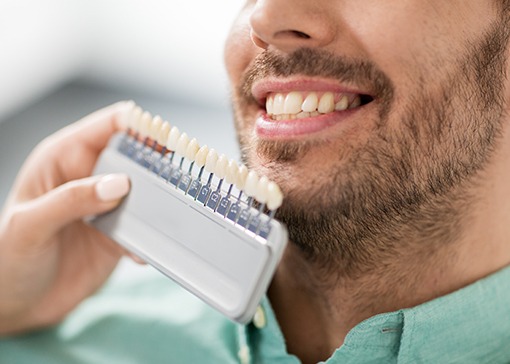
[96,174,130,202]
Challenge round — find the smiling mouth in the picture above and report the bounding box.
[264,91,374,120]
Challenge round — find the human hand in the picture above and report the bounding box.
[0,101,134,335]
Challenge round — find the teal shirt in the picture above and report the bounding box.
[2,263,510,363]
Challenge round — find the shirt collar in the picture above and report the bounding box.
[243,265,510,363]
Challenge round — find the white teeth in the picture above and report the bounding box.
[244,170,259,198]
[139,111,152,138]
[283,92,303,114]
[205,149,218,173]
[121,101,136,129]
[129,105,143,131]
[273,93,284,115]
[236,165,248,191]
[256,176,269,204]
[266,97,274,115]
[266,181,283,210]
[166,126,180,151]
[176,132,190,156]
[157,121,171,146]
[195,145,209,167]
[225,159,239,185]
[301,93,318,112]
[215,154,228,179]
[149,115,163,140]
[185,138,199,161]
[335,96,349,111]
[267,91,365,118]
[318,92,335,114]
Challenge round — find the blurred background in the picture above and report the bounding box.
[0,0,244,204]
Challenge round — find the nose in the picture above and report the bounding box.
[250,0,336,53]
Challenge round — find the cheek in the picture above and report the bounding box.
[224,9,260,88]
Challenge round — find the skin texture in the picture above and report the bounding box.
[226,1,510,362]
[0,102,134,335]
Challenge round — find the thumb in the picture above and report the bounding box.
[14,174,130,243]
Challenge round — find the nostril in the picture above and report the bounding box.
[292,30,311,39]
[276,30,311,40]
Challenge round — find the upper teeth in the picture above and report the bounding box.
[266,91,361,120]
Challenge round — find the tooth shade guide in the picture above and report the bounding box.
[119,104,284,236]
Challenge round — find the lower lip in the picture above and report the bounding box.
[255,109,359,139]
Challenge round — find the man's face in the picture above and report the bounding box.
[225,1,510,271]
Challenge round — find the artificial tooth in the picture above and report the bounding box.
[215,154,228,179]
[236,165,248,191]
[266,181,283,210]
[335,96,349,111]
[149,115,163,140]
[195,145,209,167]
[350,96,361,109]
[121,101,136,129]
[157,121,171,146]
[205,149,218,173]
[318,92,335,114]
[176,132,190,156]
[166,126,180,151]
[130,106,143,133]
[297,112,310,119]
[139,111,152,138]
[255,176,269,204]
[272,93,284,115]
[283,92,303,114]
[266,97,274,115]
[185,138,199,161]
[225,159,239,185]
[244,170,259,198]
[301,93,318,112]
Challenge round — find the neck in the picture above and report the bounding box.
[269,134,510,363]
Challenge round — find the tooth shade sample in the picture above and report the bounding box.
[139,111,152,138]
[150,115,163,140]
[215,154,228,179]
[176,132,190,156]
[318,92,335,114]
[244,170,259,198]
[272,93,284,115]
[195,145,209,167]
[236,165,249,190]
[266,181,283,210]
[256,176,269,204]
[225,159,239,185]
[129,105,143,132]
[157,121,171,146]
[301,93,319,112]
[205,149,218,173]
[121,101,136,129]
[166,126,180,151]
[283,92,303,114]
[335,96,349,111]
[185,138,200,161]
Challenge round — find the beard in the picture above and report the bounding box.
[232,21,510,277]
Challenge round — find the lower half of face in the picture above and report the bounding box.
[229,20,509,273]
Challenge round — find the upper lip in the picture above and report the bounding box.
[251,77,374,107]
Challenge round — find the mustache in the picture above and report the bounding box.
[240,48,395,107]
